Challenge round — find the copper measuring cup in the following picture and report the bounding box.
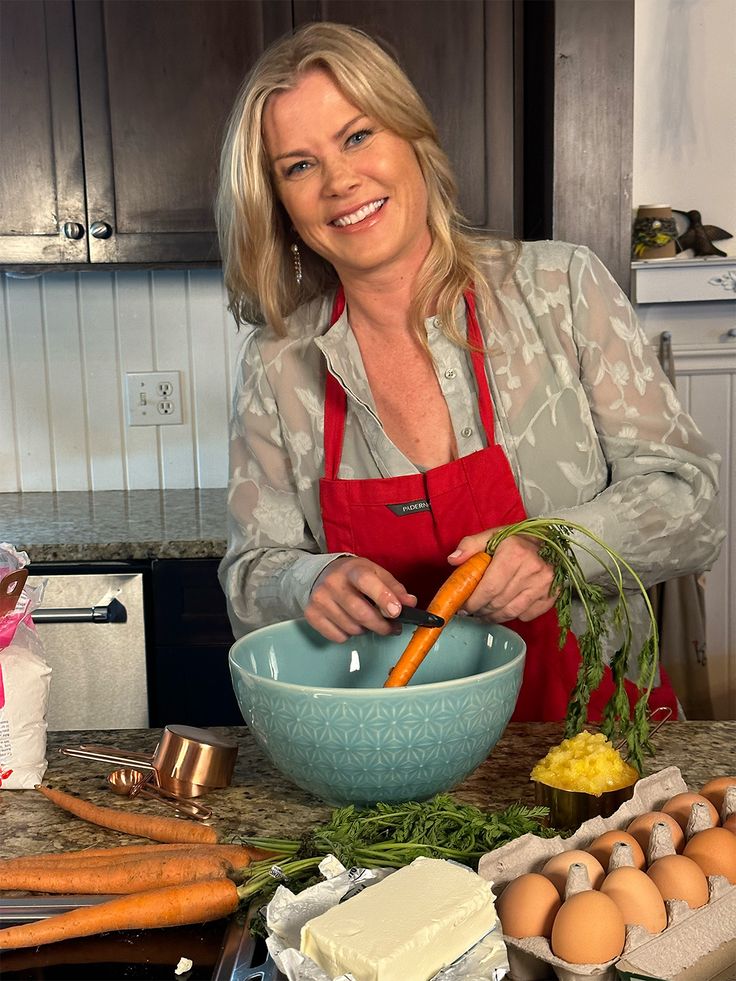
[61,724,238,799]
[106,767,212,820]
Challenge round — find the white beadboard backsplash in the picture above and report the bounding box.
[0,269,243,492]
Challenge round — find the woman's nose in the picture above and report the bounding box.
[322,155,359,196]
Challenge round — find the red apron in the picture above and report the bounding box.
[318,288,678,722]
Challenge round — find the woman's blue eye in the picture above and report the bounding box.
[285,160,311,177]
[347,129,372,147]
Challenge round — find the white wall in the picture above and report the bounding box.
[0,269,240,492]
[633,0,736,257]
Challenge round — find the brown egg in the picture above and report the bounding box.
[647,854,709,908]
[496,873,561,939]
[551,890,626,964]
[699,776,736,815]
[542,850,606,897]
[627,810,685,854]
[600,866,667,934]
[724,813,736,834]
[683,827,736,884]
[662,792,719,831]
[587,830,646,872]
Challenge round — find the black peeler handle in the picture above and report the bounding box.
[395,606,445,628]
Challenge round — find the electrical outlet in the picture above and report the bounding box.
[126,371,183,426]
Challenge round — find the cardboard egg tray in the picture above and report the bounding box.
[477,767,736,981]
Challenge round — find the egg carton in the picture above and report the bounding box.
[477,767,736,981]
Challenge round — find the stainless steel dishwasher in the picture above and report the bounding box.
[28,566,149,732]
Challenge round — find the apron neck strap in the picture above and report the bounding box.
[323,285,495,480]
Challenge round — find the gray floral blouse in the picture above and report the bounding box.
[219,240,724,681]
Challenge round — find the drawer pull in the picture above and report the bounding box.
[32,597,127,624]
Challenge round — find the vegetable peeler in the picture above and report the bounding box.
[395,606,445,628]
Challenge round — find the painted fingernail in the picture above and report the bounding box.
[387,601,401,616]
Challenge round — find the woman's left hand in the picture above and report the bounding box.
[447,530,557,622]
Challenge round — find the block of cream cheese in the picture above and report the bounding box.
[300,857,496,981]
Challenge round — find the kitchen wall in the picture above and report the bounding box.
[0,269,241,492]
[1,0,733,495]
[632,0,735,258]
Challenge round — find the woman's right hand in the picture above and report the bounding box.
[305,557,417,642]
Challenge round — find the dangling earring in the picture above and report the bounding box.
[290,242,302,286]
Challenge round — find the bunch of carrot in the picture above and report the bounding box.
[0,785,282,950]
[383,516,662,773]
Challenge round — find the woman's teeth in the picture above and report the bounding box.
[331,198,386,227]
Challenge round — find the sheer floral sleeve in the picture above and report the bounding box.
[218,330,350,639]
[547,246,723,585]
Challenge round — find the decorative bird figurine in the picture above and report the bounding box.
[675,209,732,257]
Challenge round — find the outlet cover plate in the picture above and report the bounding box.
[126,371,183,426]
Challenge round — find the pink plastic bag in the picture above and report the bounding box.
[0,544,50,790]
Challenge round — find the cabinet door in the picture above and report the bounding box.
[0,0,87,263]
[293,0,519,235]
[149,559,241,728]
[74,0,292,263]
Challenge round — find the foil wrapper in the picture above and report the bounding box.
[264,857,509,981]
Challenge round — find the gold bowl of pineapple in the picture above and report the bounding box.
[532,731,639,830]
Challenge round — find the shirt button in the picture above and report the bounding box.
[444,368,456,379]
[461,427,473,438]
[433,317,442,329]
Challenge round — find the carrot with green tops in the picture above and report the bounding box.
[0,851,235,894]
[0,877,240,950]
[36,785,219,844]
[384,551,491,687]
[0,842,275,869]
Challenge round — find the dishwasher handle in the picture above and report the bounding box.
[32,597,127,625]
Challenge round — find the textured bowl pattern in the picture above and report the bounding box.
[229,617,525,806]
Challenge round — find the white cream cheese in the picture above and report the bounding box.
[300,858,496,981]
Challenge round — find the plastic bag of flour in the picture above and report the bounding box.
[0,543,50,790]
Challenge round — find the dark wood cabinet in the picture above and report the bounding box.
[0,0,291,265]
[0,0,87,263]
[149,558,242,728]
[0,0,633,284]
[0,0,520,268]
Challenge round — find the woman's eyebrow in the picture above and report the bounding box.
[272,114,368,163]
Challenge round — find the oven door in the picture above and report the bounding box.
[28,570,148,731]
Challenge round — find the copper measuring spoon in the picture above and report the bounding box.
[106,767,212,821]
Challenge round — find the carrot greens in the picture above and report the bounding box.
[229,794,556,932]
[485,517,659,773]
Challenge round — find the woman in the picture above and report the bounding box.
[216,22,724,720]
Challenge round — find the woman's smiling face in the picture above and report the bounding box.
[263,68,431,284]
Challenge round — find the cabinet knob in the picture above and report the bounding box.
[90,220,113,239]
[63,221,85,240]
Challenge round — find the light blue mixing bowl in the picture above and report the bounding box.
[229,617,525,806]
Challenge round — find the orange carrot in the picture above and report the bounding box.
[0,851,234,894]
[384,551,491,687]
[0,877,239,949]
[36,785,219,844]
[0,842,272,869]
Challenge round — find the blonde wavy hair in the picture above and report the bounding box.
[216,21,507,342]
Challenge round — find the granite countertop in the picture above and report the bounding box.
[0,488,228,562]
[2,721,734,861]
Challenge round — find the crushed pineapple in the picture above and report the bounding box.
[531,730,639,796]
